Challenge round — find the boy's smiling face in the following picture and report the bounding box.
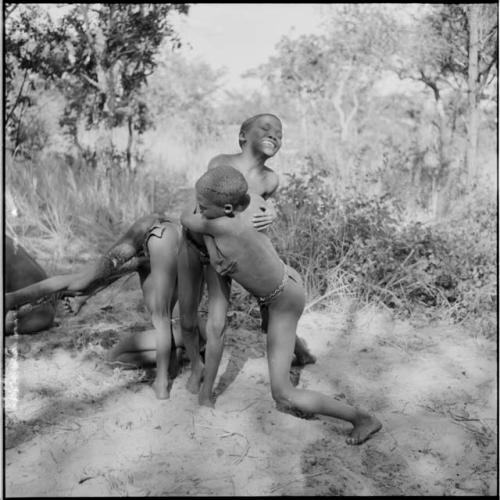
[243,115,283,157]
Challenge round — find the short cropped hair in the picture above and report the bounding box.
[239,113,282,148]
[196,165,249,207]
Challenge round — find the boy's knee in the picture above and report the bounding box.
[206,316,226,339]
[180,318,198,336]
[151,310,169,327]
[149,296,170,317]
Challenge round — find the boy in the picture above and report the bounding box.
[5,236,56,335]
[178,114,315,395]
[5,214,181,400]
[181,165,382,445]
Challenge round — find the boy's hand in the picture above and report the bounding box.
[252,199,277,231]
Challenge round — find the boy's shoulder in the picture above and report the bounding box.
[207,153,238,169]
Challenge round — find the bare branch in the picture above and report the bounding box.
[479,23,498,47]
[346,87,359,127]
[478,55,498,89]
[81,73,101,90]
[6,68,29,127]
[5,3,18,19]
[419,69,441,102]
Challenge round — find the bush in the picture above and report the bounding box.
[271,161,497,337]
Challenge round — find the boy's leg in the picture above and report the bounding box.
[266,277,381,444]
[177,235,205,394]
[107,304,207,367]
[107,329,157,366]
[141,225,179,399]
[5,250,137,312]
[260,303,316,366]
[5,274,78,310]
[198,265,231,407]
[5,216,152,311]
[5,303,56,335]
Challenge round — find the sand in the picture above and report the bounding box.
[4,279,498,496]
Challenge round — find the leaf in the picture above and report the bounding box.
[65,40,76,65]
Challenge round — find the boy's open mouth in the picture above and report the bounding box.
[261,139,276,148]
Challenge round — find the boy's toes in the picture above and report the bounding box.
[62,297,74,314]
[346,435,358,445]
[346,416,382,445]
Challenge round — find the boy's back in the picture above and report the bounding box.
[199,195,285,299]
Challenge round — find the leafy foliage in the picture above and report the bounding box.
[271,162,497,336]
[5,3,189,162]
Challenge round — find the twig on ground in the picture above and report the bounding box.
[221,431,250,465]
[225,400,259,413]
[270,478,301,493]
[190,412,196,439]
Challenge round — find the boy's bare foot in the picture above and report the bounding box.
[152,378,170,400]
[186,365,204,394]
[62,295,89,315]
[198,393,215,408]
[198,380,215,407]
[346,415,382,445]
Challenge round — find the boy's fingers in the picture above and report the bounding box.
[253,221,272,230]
[252,214,272,222]
[252,219,272,227]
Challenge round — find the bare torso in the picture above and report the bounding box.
[203,195,284,298]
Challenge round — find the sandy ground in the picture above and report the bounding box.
[3,277,498,496]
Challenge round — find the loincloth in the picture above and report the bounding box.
[142,217,176,259]
[101,216,175,274]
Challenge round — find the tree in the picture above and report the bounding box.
[465,4,498,183]
[5,3,189,169]
[4,4,60,152]
[144,50,225,141]
[249,4,399,185]
[392,3,497,203]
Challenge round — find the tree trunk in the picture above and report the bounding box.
[466,4,480,185]
[126,115,133,171]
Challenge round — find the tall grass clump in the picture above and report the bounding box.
[5,152,174,269]
[270,160,497,338]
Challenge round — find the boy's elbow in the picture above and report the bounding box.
[180,214,198,233]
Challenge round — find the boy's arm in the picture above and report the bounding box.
[252,170,279,231]
[180,209,227,237]
[180,210,211,234]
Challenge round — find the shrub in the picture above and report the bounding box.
[270,161,497,337]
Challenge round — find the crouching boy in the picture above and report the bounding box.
[180,165,382,444]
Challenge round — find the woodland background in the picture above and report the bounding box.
[4,3,498,337]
